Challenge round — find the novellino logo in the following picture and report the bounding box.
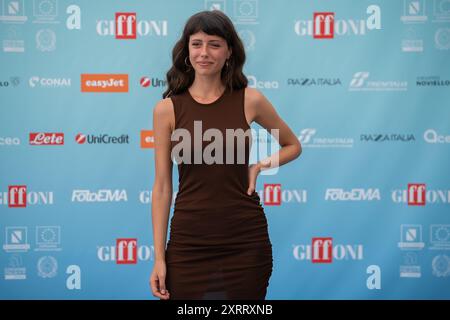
[0,136,20,146]
[96,13,168,37]
[424,129,450,144]
[1,186,54,207]
[293,238,364,263]
[360,133,416,142]
[75,133,130,144]
[294,5,381,37]
[72,189,128,202]
[29,77,71,88]
[416,76,450,87]
[247,75,279,89]
[298,128,354,148]
[287,77,342,87]
[392,184,450,205]
[325,188,381,201]
[140,76,166,88]
[97,241,154,263]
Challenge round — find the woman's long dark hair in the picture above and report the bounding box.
[163,10,247,98]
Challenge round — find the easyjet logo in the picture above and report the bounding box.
[81,74,129,92]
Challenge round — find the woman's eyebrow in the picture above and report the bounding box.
[191,39,223,42]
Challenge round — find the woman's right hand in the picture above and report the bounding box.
[150,260,170,300]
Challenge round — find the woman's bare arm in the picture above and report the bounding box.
[246,87,302,171]
[151,98,175,262]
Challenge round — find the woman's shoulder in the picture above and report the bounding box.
[244,87,266,109]
[244,86,265,102]
[153,97,174,118]
[155,98,173,112]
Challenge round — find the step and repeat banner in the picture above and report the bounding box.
[1,0,449,299]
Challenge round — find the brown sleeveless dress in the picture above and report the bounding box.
[165,87,273,300]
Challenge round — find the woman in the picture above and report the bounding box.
[150,10,301,300]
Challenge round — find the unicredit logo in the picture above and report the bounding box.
[29,133,64,145]
[75,133,130,144]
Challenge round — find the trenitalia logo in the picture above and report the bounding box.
[96,13,168,38]
[2,186,54,207]
[29,133,64,145]
[294,5,381,38]
[81,74,128,92]
[293,238,364,263]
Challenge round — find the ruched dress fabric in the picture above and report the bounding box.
[165,87,273,300]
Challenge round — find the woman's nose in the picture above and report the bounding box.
[200,44,209,56]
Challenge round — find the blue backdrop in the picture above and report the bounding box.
[1,0,449,299]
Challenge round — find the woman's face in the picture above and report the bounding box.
[188,31,231,76]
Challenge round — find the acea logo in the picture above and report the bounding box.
[0,136,20,146]
[293,237,364,263]
[97,239,154,264]
[424,129,450,144]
